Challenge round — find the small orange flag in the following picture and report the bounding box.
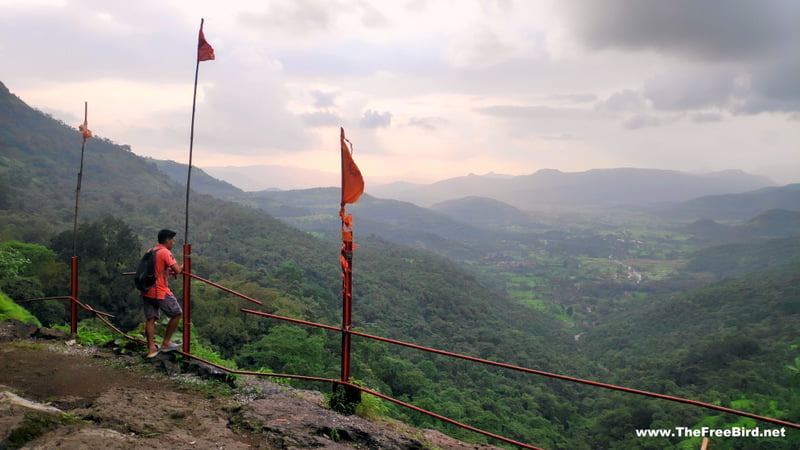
[79,120,92,141]
[340,127,364,205]
[198,21,215,62]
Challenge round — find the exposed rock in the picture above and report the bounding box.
[0,335,502,450]
[0,319,38,341]
[33,327,69,340]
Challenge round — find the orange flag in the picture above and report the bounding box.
[78,120,92,141]
[198,21,215,62]
[340,127,364,205]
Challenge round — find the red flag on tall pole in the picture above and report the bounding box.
[198,21,215,62]
[339,127,364,384]
[340,127,364,206]
[186,17,215,242]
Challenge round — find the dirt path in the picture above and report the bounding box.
[0,322,501,449]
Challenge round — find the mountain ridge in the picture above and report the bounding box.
[367,167,776,209]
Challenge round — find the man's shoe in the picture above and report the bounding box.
[161,343,181,352]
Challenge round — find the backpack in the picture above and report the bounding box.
[134,248,162,292]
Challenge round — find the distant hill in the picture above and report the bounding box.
[684,237,800,278]
[660,183,800,220]
[369,168,775,209]
[202,164,339,191]
[741,209,800,237]
[238,188,493,258]
[153,159,244,201]
[678,209,799,244]
[431,196,535,229]
[678,219,743,244]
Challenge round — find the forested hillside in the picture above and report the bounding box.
[0,82,581,447]
[662,184,800,220]
[2,81,799,449]
[578,260,800,447]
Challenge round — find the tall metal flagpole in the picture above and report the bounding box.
[70,101,90,336]
[185,19,203,243]
[182,18,213,353]
[72,102,88,257]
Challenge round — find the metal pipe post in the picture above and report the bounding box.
[341,239,353,381]
[70,256,79,336]
[182,243,192,353]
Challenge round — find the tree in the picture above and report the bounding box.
[49,216,142,329]
[236,324,334,380]
[788,357,800,391]
[0,241,65,325]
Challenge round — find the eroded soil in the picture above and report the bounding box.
[0,321,501,449]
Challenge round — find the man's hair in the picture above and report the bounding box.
[157,229,177,244]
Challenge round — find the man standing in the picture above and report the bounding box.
[142,229,183,358]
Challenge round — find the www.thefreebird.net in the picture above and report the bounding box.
[635,426,787,439]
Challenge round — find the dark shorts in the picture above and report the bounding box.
[142,293,183,320]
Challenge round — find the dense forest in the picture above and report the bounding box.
[1,81,799,449]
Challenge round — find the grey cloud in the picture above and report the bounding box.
[310,89,338,108]
[272,38,446,78]
[691,112,723,123]
[0,3,189,83]
[559,0,800,62]
[637,58,800,115]
[643,69,737,111]
[734,58,800,114]
[622,114,662,130]
[198,70,313,153]
[239,0,341,33]
[408,117,448,131]
[360,109,392,128]
[477,105,602,120]
[595,89,646,113]
[558,0,800,115]
[239,0,388,35]
[750,59,800,101]
[733,96,800,116]
[479,105,555,118]
[552,93,598,103]
[539,133,575,141]
[301,111,342,127]
[448,27,512,67]
[358,1,389,28]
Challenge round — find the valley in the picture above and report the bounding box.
[1,81,799,449]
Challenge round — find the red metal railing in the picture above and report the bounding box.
[230,275,800,436]
[20,268,800,449]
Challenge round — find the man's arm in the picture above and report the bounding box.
[169,262,183,275]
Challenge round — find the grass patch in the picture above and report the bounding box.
[6,413,85,448]
[0,290,42,326]
[13,341,43,350]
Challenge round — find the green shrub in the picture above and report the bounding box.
[0,290,42,326]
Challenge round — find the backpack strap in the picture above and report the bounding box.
[148,247,167,284]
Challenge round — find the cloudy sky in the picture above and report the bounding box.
[2,0,798,189]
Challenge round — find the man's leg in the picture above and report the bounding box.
[159,294,183,349]
[145,317,157,354]
[162,314,181,348]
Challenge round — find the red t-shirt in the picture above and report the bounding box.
[141,244,177,300]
